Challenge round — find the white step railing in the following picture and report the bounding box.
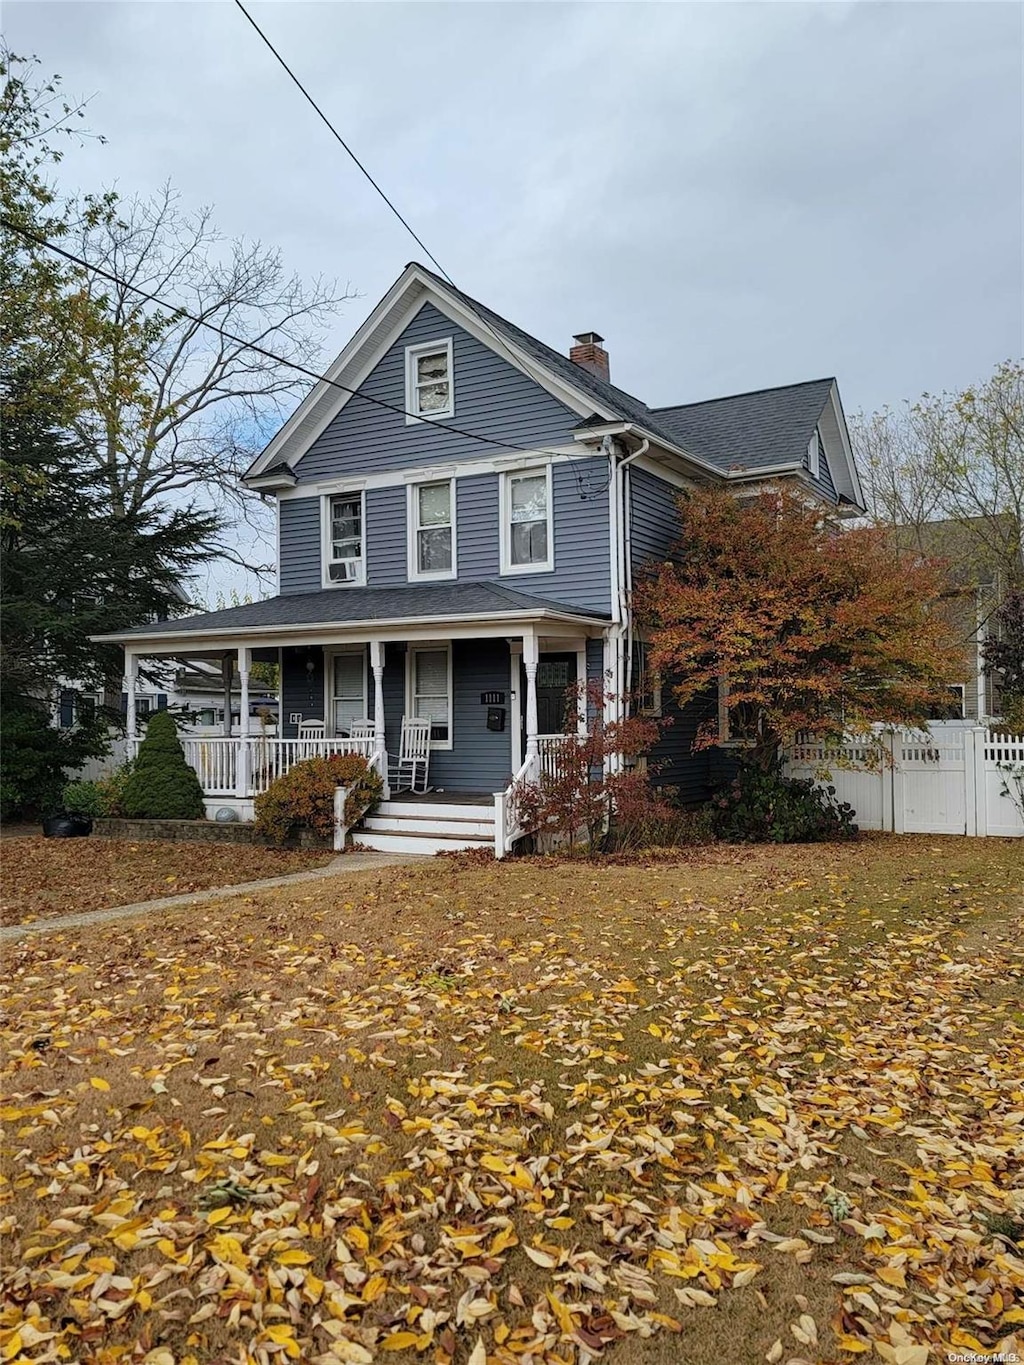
[494,734,581,857]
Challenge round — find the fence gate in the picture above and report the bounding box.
[896,727,967,835]
[786,723,1023,838]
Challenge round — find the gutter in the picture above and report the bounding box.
[90,605,610,649]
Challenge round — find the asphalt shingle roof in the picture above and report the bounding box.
[650,379,835,472]
[105,582,609,640]
[414,265,835,474]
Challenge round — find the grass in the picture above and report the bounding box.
[1,835,1022,1365]
[0,836,334,925]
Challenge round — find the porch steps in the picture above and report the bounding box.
[353,798,495,856]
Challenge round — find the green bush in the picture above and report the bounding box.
[254,754,383,845]
[122,711,205,820]
[711,759,858,843]
[61,763,135,818]
[61,780,105,818]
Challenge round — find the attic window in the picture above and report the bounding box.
[807,428,823,479]
[406,339,454,422]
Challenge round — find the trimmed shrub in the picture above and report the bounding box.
[711,759,858,843]
[122,711,206,820]
[254,754,383,846]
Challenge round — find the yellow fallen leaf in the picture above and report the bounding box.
[205,1206,232,1226]
[382,1332,420,1350]
[467,1338,486,1365]
[90,1077,110,1092]
[277,1249,314,1266]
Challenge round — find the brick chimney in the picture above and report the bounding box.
[569,331,609,382]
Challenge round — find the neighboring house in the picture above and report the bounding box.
[96,263,864,850]
[894,515,1021,720]
[173,660,279,734]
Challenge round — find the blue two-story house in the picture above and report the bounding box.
[101,263,865,853]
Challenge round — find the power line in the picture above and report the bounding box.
[232,0,453,287]
[1,216,563,459]
[231,0,612,477]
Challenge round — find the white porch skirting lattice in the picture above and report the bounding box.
[786,724,1024,838]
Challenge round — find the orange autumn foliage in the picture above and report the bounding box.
[636,485,967,769]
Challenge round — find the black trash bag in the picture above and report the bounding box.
[42,813,93,838]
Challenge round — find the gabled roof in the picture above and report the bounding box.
[649,378,835,472]
[94,582,609,646]
[244,261,863,506]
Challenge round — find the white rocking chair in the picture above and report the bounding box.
[297,719,326,757]
[389,717,431,794]
[347,719,376,756]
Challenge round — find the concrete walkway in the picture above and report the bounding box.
[1,851,422,942]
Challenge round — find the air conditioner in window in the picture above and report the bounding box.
[329,559,361,584]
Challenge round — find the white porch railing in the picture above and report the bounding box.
[127,734,378,799]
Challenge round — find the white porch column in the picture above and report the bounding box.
[370,639,389,798]
[523,630,539,761]
[236,646,251,798]
[509,639,523,772]
[125,650,139,742]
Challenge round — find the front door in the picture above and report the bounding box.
[522,652,578,745]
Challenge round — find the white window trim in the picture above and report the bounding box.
[407,477,457,582]
[324,646,369,736]
[499,464,554,576]
[807,428,821,479]
[321,490,366,588]
[405,337,455,424]
[405,641,453,750]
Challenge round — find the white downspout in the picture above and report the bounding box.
[603,435,648,768]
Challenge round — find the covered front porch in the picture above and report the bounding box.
[122,627,607,815]
[102,582,614,851]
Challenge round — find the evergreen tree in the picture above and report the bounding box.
[121,710,205,820]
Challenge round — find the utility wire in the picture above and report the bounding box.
[231,0,614,496]
[1,217,563,459]
[232,0,453,287]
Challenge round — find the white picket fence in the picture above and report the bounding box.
[786,723,1024,838]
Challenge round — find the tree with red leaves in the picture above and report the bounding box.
[637,485,966,773]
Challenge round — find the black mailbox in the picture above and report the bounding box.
[486,707,506,732]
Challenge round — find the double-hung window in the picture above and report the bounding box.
[324,492,365,585]
[405,339,454,421]
[408,644,452,748]
[501,466,553,574]
[409,479,455,579]
[330,651,367,733]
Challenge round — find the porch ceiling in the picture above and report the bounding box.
[93,582,610,652]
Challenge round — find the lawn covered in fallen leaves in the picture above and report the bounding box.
[1,835,1022,1365]
[0,838,333,925]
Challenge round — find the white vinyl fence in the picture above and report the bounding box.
[786,723,1024,838]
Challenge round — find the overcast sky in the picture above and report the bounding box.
[7,0,1022,591]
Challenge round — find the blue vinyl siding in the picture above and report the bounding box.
[648,690,715,805]
[629,466,682,570]
[293,302,580,482]
[280,645,328,736]
[457,460,610,613]
[367,485,408,586]
[384,641,514,792]
[282,640,514,790]
[279,498,321,595]
[280,461,611,611]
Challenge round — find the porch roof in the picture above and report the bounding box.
[94,581,610,647]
